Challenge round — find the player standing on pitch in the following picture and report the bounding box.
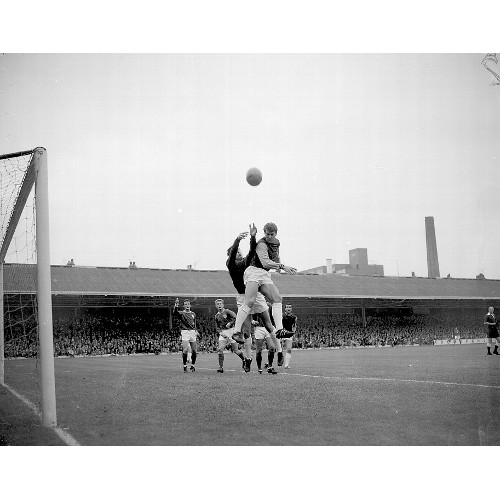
[252,303,280,374]
[484,306,500,356]
[232,222,296,343]
[280,304,297,369]
[173,298,198,372]
[214,299,247,373]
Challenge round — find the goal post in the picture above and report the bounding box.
[0,147,57,427]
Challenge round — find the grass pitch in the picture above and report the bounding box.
[1,344,499,446]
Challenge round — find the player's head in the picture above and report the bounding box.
[285,304,292,314]
[215,299,224,311]
[227,246,244,262]
[488,306,494,314]
[263,222,278,242]
[183,299,191,311]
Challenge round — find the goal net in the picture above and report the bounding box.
[0,147,57,427]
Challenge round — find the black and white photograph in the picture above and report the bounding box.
[0,2,498,499]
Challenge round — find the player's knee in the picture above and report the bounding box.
[245,297,256,309]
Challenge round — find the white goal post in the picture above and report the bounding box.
[0,147,57,427]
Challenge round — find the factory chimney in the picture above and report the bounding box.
[425,216,440,278]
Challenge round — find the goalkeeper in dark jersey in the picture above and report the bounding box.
[173,298,198,372]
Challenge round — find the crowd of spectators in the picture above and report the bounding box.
[294,309,484,348]
[2,306,489,358]
[3,309,219,358]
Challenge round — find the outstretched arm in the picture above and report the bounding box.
[256,242,297,275]
[226,231,249,267]
[244,223,258,267]
[173,297,180,316]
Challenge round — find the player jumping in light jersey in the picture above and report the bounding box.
[232,222,296,344]
[173,298,198,372]
[214,299,247,372]
[226,224,279,372]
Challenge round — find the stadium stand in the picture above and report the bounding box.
[3,263,500,357]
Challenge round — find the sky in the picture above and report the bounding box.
[1,52,499,279]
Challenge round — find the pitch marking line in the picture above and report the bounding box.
[171,367,500,389]
[2,383,81,446]
[282,372,500,390]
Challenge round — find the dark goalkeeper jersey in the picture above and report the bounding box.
[226,234,257,294]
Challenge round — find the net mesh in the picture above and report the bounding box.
[1,150,38,358]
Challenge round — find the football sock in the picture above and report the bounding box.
[494,345,499,354]
[237,351,245,360]
[234,305,251,333]
[218,353,224,367]
[256,351,262,369]
[276,338,283,353]
[191,351,197,365]
[272,303,283,330]
[268,350,275,367]
[277,352,283,365]
[487,346,491,354]
[244,337,252,359]
[284,352,291,367]
[182,352,188,365]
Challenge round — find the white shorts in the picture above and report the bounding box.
[244,266,274,287]
[254,326,271,340]
[181,330,197,343]
[218,328,235,342]
[236,291,268,314]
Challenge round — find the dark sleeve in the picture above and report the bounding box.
[226,238,240,270]
[244,234,257,267]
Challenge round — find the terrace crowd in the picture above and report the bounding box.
[3,306,488,358]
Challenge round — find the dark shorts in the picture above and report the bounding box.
[487,330,499,339]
